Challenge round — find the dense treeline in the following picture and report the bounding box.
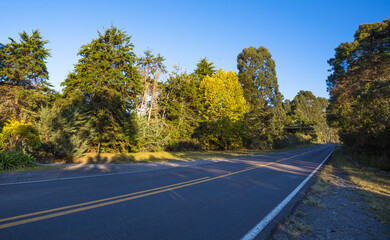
[0,26,338,168]
[327,19,390,169]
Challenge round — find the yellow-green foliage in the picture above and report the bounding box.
[199,68,249,122]
[0,119,40,152]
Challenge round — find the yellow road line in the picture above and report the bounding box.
[0,148,318,229]
[0,176,210,223]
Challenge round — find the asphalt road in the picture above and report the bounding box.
[0,144,334,240]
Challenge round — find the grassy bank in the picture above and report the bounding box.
[0,165,64,173]
[50,143,317,164]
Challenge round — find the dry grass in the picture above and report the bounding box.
[52,143,317,164]
[303,195,324,209]
[331,147,390,225]
[285,216,312,237]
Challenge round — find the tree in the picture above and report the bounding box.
[136,50,166,121]
[327,19,390,168]
[193,57,216,84]
[196,69,249,150]
[158,66,199,140]
[0,30,50,88]
[61,26,141,154]
[37,104,95,160]
[237,46,282,106]
[237,46,285,148]
[290,90,337,143]
[0,30,53,123]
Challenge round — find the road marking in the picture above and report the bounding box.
[0,176,210,224]
[0,147,321,229]
[241,148,334,240]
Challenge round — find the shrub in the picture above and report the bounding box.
[37,105,95,160]
[135,117,171,152]
[166,139,203,152]
[0,119,40,153]
[0,150,36,170]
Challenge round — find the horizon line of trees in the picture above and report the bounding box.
[0,26,338,164]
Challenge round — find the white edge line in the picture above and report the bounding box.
[241,148,335,240]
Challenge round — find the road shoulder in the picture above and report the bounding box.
[271,148,390,240]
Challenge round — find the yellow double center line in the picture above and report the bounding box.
[0,148,317,229]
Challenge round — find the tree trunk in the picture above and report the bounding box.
[148,72,159,122]
[97,141,101,157]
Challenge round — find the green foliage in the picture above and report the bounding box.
[159,66,199,141]
[0,85,57,123]
[237,46,285,148]
[0,119,40,153]
[0,150,36,170]
[195,120,245,150]
[288,90,338,143]
[199,69,249,122]
[237,46,282,106]
[37,105,95,160]
[134,117,171,152]
[196,69,249,150]
[166,139,203,152]
[0,30,55,123]
[0,30,51,87]
[61,26,141,153]
[327,19,390,160]
[193,57,216,83]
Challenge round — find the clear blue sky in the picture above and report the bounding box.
[1,0,389,100]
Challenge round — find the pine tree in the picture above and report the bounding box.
[193,57,216,83]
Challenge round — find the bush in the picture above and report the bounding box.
[273,133,313,149]
[0,119,40,153]
[0,150,36,170]
[135,117,171,152]
[37,105,95,160]
[166,139,203,152]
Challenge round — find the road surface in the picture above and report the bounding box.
[0,144,334,239]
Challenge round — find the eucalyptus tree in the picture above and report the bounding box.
[137,50,166,122]
[237,46,285,148]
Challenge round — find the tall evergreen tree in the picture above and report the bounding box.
[327,19,390,167]
[237,46,285,148]
[61,26,141,154]
[193,57,216,83]
[0,30,53,123]
[0,30,50,88]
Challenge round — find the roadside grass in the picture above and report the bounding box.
[0,164,64,173]
[54,143,318,164]
[285,214,312,238]
[330,147,390,225]
[303,195,324,209]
